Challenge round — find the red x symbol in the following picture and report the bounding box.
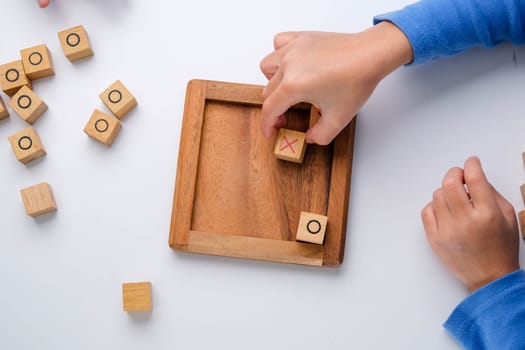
[280,135,298,154]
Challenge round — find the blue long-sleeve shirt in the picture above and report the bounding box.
[374,1,525,348]
[374,0,525,64]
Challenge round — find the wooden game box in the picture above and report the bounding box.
[169,80,356,267]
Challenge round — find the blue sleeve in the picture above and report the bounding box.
[373,0,525,64]
[444,269,525,350]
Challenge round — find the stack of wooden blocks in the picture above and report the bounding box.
[274,128,329,245]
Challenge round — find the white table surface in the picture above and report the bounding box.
[1,1,524,349]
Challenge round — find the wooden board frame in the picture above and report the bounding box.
[169,80,356,267]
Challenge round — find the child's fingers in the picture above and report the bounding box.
[260,83,300,138]
[304,112,348,145]
[432,188,451,220]
[262,69,283,99]
[441,166,471,216]
[421,202,438,234]
[273,32,302,50]
[38,0,50,8]
[463,156,498,209]
[260,47,287,80]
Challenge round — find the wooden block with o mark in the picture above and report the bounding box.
[20,182,57,217]
[8,86,48,124]
[296,211,328,245]
[0,60,32,96]
[0,95,9,120]
[274,128,307,164]
[58,25,94,62]
[99,80,137,119]
[8,126,46,164]
[122,282,152,312]
[20,44,55,80]
[84,109,122,146]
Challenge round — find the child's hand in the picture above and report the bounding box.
[259,22,412,145]
[38,0,50,8]
[422,156,520,293]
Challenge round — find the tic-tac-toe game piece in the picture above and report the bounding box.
[519,210,525,241]
[0,95,9,120]
[0,60,32,96]
[83,109,122,146]
[8,126,46,164]
[274,128,307,164]
[99,80,137,119]
[122,282,152,312]
[57,25,94,62]
[20,182,57,217]
[8,86,48,124]
[296,211,328,245]
[20,44,55,80]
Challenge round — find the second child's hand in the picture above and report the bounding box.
[38,0,51,8]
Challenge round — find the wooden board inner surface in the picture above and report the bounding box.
[191,100,332,241]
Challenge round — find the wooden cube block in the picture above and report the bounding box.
[296,211,328,245]
[274,128,307,164]
[84,109,122,146]
[122,282,152,312]
[99,80,137,119]
[20,44,55,80]
[8,126,46,164]
[58,25,94,62]
[8,86,48,124]
[0,95,9,120]
[0,60,32,96]
[20,182,57,217]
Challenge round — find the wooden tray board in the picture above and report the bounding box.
[169,80,356,267]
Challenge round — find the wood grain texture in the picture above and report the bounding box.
[180,231,324,266]
[519,210,525,241]
[169,80,356,267]
[20,182,57,217]
[122,282,152,311]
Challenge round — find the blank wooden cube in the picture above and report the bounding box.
[274,128,307,164]
[84,109,122,146]
[122,282,152,312]
[0,95,9,120]
[0,60,32,96]
[8,86,48,124]
[58,25,94,62]
[99,80,137,119]
[296,211,328,245]
[20,44,55,80]
[20,182,57,217]
[8,126,46,164]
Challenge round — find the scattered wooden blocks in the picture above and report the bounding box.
[84,109,122,146]
[20,44,55,80]
[0,60,32,96]
[8,126,46,164]
[20,182,57,217]
[122,282,152,312]
[8,86,48,124]
[296,211,328,245]
[99,80,137,119]
[274,128,307,164]
[0,95,9,120]
[58,25,94,62]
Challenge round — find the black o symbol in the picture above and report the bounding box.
[95,119,109,133]
[66,33,81,47]
[29,52,43,66]
[18,95,32,109]
[306,219,321,235]
[5,68,19,82]
[108,90,122,104]
[18,136,33,150]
